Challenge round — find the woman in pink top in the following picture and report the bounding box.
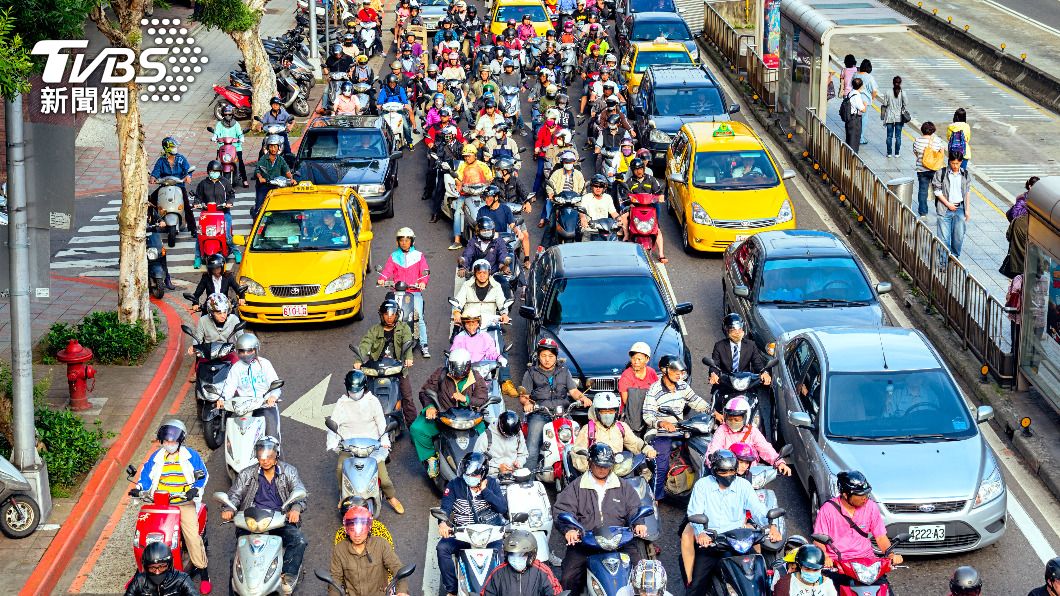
[840,54,857,96]
[707,396,791,475]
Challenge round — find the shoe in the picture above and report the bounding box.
[234,251,242,264]
[421,344,431,358]
[407,142,415,150]
[426,456,440,478]
[429,214,440,223]
[242,180,250,188]
[164,277,176,290]
[448,242,462,250]
[280,574,295,595]
[886,154,892,158]
[388,497,405,514]
[895,151,901,157]
[193,256,202,268]
[199,580,212,595]
[537,220,545,228]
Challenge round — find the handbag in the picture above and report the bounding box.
[899,93,912,123]
[999,254,1017,280]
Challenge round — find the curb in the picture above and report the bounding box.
[19,276,186,596]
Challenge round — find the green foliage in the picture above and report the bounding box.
[40,311,159,365]
[0,365,52,455]
[41,322,78,364]
[0,0,95,67]
[0,9,33,99]
[34,404,109,495]
[199,0,259,34]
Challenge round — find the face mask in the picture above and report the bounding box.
[239,353,256,364]
[621,147,633,156]
[146,572,167,586]
[209,171,221,180]
[508,553,529,572]
[163,443,179,454]
[726,418,744,433]
[546,119,556,127]
[347,389,364,401]
[799,571,822,584]
[463,474,482,487]
[598,412,616,427]
[715,473,735,488]
[223,117,233,125]
[563,163,574,171]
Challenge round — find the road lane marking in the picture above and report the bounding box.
[280,375,335,431]
[980,0,1060,38]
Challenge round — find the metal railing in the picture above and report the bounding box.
[745,46,778,111]
[702,4,778,111]
[702,3,743,71]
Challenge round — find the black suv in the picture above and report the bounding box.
[630,65,740,163]
[293,116,402,218]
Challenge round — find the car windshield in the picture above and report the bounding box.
[653,87,724,117]
[250,209,351,252]
[545,276,667,324]
[631,21,692,42]
[629,0,676,12]
[691,150,779,189]
[825,370,977,441]
[300,129,388,160]
[633,50,692,73]
[495,5,548,22]
[758,257,874,304]
[420,0,450,6]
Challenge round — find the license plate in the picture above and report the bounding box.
[908,524,945,542]
[735,235,749,242]
[282,304,308,317]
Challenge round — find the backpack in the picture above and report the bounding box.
[922,137,946,171]
[839,94,853,123]
[586,419,625,445]
[948,129,967,156]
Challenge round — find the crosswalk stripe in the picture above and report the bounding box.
[50,258,119,269]
[76,218,253,235]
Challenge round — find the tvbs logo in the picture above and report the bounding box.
[31,41,167,84]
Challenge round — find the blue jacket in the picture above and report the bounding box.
[377,85,409,106]
[136,445,209,504]
[150,154,193,187]
[440,476,508,526]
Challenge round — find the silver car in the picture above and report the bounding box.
[774,326,1007,554]
[419,0,453,31]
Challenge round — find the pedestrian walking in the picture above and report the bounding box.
[1001,176,1037,279]
[852,59,878,144]
[840,54,857,96]
[841,78,868,153]
[947,108,971,169]
[911,122,946,217]
[932,152,972,266]
[879,76,908,158]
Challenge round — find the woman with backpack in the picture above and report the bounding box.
[911,121,946,217]
[879,76,908,158]
[947,108,971,169]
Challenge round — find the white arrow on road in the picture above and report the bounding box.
[280,374,335,432]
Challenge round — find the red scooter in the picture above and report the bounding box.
[206,126,240,186]
[211,84,252,120]
[125,464,207,573]
[194,200,230,260]
[524,402,584,492]
[626,192,659,252]
[811,531,909,595]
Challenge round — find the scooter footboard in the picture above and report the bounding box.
[457,548,499,596]
[718,554,769,594]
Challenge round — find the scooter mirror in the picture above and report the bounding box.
[687,514,709,525]
[233,321,247,332]
[188,166,197,174]
[657,405,680,417]
[630,505,654,524]
[213,491,237,511]
[194,469,206,480]
[401,340,417,354]
[237,284,249,295]
[778,444,793,458]
[182,292,197,302]
[206,126,215,133]
[281,489,307,511]
[766,507,785,520]
[893,532,911,543]
[486,395,502,406]
[383,419,400,434]
[511,512,530,523]
[573,448,588,457]
[126,464,138,477]
[448,297,461,309]
[325,416,339,433]
[181,324,196,337]
[269,380,286,391]
[313,570,344,595]
[203,383,220,395]
[810,533,832,545]
[375,264,384,272]
[764,357,779,369]
[430,507,448,522]
[394,564,416,581]
[702,355,719,368]
[254,115,263,122]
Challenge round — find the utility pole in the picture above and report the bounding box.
[6,94,51,520]
[308,0,322,78]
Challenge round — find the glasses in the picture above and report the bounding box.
[146,563,169,573]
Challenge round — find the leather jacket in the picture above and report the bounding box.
[223,461,308,514]
[124,570,200,596]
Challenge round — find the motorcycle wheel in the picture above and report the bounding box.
[0,495,40,538]
[290,96,311,117]
[167,227,177,248]
[203,416,225,450]
[214,101,229,122]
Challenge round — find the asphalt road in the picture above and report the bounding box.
[992,0,1060,32]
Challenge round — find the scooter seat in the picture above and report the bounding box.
[225,86,253,96]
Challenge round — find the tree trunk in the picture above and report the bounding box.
[232,27,278,121]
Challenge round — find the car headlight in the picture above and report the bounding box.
[357,183,386,195]
[776,199,793,224]
[240,276,266,296]
[974,455,1004,508]
[325,273,357,294]
[649,128,671,144]
[691,203,712,226]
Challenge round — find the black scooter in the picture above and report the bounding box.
[421,389,502,494]
[179,319,246,449]
[704,355,779,444]
[349,340,416,444]
[684,508,786,595]
[549,190,585,246]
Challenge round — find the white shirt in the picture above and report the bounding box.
[221,356,280,403]
[846,90,866,115]
[326,391,390,451]
[582,192,616,221]
[211,275,223,295]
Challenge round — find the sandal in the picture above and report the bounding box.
[659,257,669,264]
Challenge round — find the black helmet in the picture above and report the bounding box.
[496,156,516,173]
[142,540,172,571]
[467,5,477,15]
[795,545,826,570]
[484,98,496,109]
[484,185,502,199]
[722,312,744,331]
[386,73,399,86]
[341,81,354,94]
[379,298,401,321]
[587,443,615,468]
[837,470,872,496]
[344,369,367,394]
[606,113,621,126]
[658,354,687,373]
[206,253,226,272]
[783,535,809,554]
[589,174,608,188]
[708,449,738,474]
[629,157,645,171]
[497,411,520,438]
[1046,557,1060,582]
[950,566,982,594]
[502,529,538,572]
[221,104,234,118]
[458,451,490,478]
[476,216,497,240]
[331,42,343,55]
[343,32,355,44]
[447,347,472,379]
[207,160,223,173]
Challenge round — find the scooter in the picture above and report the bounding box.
[359,20,380,57]
[748,444,793,552]
[325,417,400,516]
[431,154,460,219]
[211,85,253,121]
[0,454,41,538]
[550,190,585,246]
[194,200,230,260]
[380,102,408,145]
[154,176,188,247]
[422,389,502,494]
[202,380,285,479]
[559,42,578,86]
[376,264,428,345]
[626,192,659,253]
[498,468,554,563]
[500,84,521,127]
[528,402,584,491]
[314,565,417,596]
[612,450,661,554]
[646,405,716,501]
[352,82,375,115]
[325,71,351,112]
[179,320,246,448]
[126,464,207,571]
[146,226,167,299]
[213,489,308,596]
[207,125,241,186]
[702,355,779,445]
[812,532,908,596]
[459,183,490,240]
[430,507,530,596]
[555,506,655,596]
[685,509,787,595]
[348,340,417,441]
[585,217,620,241]
[471,360,503,423]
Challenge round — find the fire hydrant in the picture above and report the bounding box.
[56,339,96,411]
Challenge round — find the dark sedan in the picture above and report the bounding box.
[519,242,693,394]
[721,230,892,355]
[293,116,402,218]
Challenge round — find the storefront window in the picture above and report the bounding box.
[1020,243,1060,393]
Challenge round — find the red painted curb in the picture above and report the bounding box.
[19,277,186,596]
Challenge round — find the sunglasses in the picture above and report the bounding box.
[146,563,169,573]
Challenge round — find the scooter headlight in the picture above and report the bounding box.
[557,426,573,443]
[146,247,160,260]
[729,535,754,554]
[264,558,279,581]
[222,154,234,163]
[851,561,881,584]
[732,377,751,391]
[634,217,655,234]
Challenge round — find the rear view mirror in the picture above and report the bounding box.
[269,380,285,391]
[893,532,911,544]
[767,507,785,520]
[687,514,708,525]
[781,169,795,180]
[667,173,685,185]
[733,285,750,298]
[511,512,530,523]
[728,104,741,114]
[788,411,813,429]
[976,405,994,424]
[519,305,538,320]
[875,282,892,295]
[630,505,654,524]
[430,507,448,522]
[384,419,400,433]
[673,302,693,316]
[325,417,339,433]
[180,324,196,337]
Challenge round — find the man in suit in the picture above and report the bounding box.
[707,313,771,416]
[191,253,247,314]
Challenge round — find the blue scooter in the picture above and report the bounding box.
[555,505,655,596]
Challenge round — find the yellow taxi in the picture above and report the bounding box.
[665,122,796,253]
[232,182,373,324]
[620,37,695,97]
[490,0,554,37]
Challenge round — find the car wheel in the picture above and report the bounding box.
[809,486,820,526]
[381,195,395,219]
[682,225,695,256]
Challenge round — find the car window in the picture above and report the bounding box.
[784,338,808,384]
[299,129,388,159]
[544,276,667,324]
[825,370,976,441]
[633,50,692,73]
[630,20,693,42]
[653,87,724,117]
[495,4,548,22]
[796,352,822,423]
[629,0,676,13]
[758,257,874,304]
[250,208,350,252]
[345,195,361,237]
[691,150,780,189]
[530,256,548,307]
[732,240,757,287]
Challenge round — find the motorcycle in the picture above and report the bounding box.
[212,85,253,121]
[684,508,787,595]
[626,192,659,253]
[559,42,578,85]
[645,405,716,501]
[528,402,584,491]
[146,227,167,299]
[429,153,460,220]
[612,450,660,553]
[430,507,530,596]
[459,183,490,240]
[359,20,380,57]
[154,175,188,247]
[499,84,521,129]
[207,125,241,186]
[811,532,909,596]
[380,101,408,144]
[376,263,428,343]
[550,190,585,246]
[213,489,309,596]
[555,505,655,596]
[202,379,285,479]
[352,82,375,115]
[179,320,246,448]
[325,417,400,515]
[126,465,207,572]
[326,71,351,112]
[702,355,779,445]
[498,468,554,563]
[585,216,620,241]
[314,565,416,596]
[193,200,230,260]
[0,454,41,538]
[348,340,417,441]
[748,444,793,551]
[422,389,502,493]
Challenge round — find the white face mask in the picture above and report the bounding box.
[598,412,616,427]
[563,163,574,171]
[163,442,179,454]
[508,553,529,572]
[347,389,364,401]
[463,474,482,488]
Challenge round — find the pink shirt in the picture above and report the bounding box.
[379,248,431,291]
[812,497,886,560]
[707,423,781,465]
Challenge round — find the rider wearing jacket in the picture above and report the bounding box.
[643,355,711,500]
[570,392,655,473]
[706,396,790,477]
[461,216,510,272]
[124,542,200,596]
[193,160,239,264]
[329,506,409,596]
[453,259,509,320]
[518,338,589,470]
[188,293,243,365]
[448,306,501,362]
[379,228,431,357]
[473,411,528,475]
[219,333,281,440]
[191,254,246,310]
[411,349,489,476]
[1029,558,1060,596]
[481,529,563,596]
[812,471,902,585]
[707,314,772,411]
[353,299,416,424]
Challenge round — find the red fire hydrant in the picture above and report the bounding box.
[56,339,96,411]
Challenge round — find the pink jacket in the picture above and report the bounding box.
[450,331,500,362]
[379,248,430,291]
[707,423,781,465]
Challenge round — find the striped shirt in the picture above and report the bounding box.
[157,453,189,503]
[911,134,945,172]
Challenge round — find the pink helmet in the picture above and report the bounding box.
[723,396,751,418]
[730,442,756,463]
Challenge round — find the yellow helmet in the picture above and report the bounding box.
[462,145,478,156]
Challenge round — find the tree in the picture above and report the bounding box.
[0,10,33,99]
[199,0,278,120]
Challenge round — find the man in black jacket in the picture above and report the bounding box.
[193,160,239,264]
[124,541,200,596]
[191,254,246,313]
[707,313,771,415]
[437,452,508,596]
[481,529,562,596]
[553,443,647,593]
[1028,557,1060,596]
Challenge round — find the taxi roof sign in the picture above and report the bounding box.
[292,181,317,192]
[713,123,736,138]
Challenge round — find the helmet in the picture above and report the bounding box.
[504,28,516,39]
[556,92,569,105]
[254,435,281,458]
[589,43,600,53]
[331,42,343,55]
[428,63,439,73]
[341,81,353,94]
[630,560,667,596]
[536,337,559,355]
[447,348,472,379]
[795,545,826,571]
[620,137,634,147]
[484,98,497,109]
[441,16,452,25]
[592,391,621,411]
[544,54,558,67]
[442,125,458,138]
[343,32,356,44]
[156,419,187,444]
[343,506,373,542]
[556,129,573,144]
[545,84,558,98]
[472,258,492,274]
[628,341,651,358]
[467,5,477,15]
[636,148,652,161]
[265,134,283,148]
[949,566,982,593]
[344,369,367,395]
[559,150,576,163]
[458,451,490,478]
[606,113,621,126]
[782,535,810,562]
[497,411,520,437]
[401,43,412,52]
[206,292,231,314]
[564,20,574,30]
[723,396,751,419]
[658,354,687,373]
[460,305,481,322]
[386,73,399,85]
[269,95,283,105]
[206,159,223,174]
[630,157,645,171]
[161,136,179,154]
[379,299,401,321]
[495,156,515,172]
[494,122,510,133]
[501,529,538,573]
[141,541,172,571]
[235,332,260,353]
[462,145,478,156]
[722,312,744,331]
[357,54,369,64]
[836,470,872,496]
[476,216,496,239]
[708,449,738,474]
[604,53,617,63]
[221,104,234,118]
[439,106,454,117]
[589,174,608,188]
[730,442,756,463]
[587,442,615,468]
[396,226,416,240]
[484,185,502,199]
[503,58,516,69]
[507,17,516,26]
[1046,557,1060,581]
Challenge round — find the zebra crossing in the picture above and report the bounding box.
[50,192,258,276]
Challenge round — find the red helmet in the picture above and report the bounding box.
[536,338,559,355]
[730,442,756,463]
[343,506,373,542]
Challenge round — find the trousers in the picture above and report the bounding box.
[178,502,208,570]
[650,436,673,500]
[523,411,551,470]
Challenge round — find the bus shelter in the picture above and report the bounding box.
[1021,176,1060,412]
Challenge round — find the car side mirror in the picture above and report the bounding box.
[519,305,538,320]
[728,103,740,114]
[781,169,796,180]
[668,172,685,185]
[358,230,374,242]
[673,302,693,316]
[976,405,994,424]
[733,285,750,298]
[875,282,892,295]
[391,150,404,160]
[788,411,814,430]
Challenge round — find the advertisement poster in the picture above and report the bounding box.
[764,0,781,61]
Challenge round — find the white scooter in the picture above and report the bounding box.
[500,85,521,128]
[325,417,399,516]
[430,507,530,596]
[380,101,407,145]
[213,489,307,596]
[359,20,379,57]
[499,468,554,563]
[203,379,284,480]
[155,171,193,247]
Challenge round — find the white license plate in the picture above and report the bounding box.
[735,234,749,242]
[908,524,945,542]
[282,304,308,317]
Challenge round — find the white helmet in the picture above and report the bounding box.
[592,391,621,411]
[629,341,651,358]
[396,227,416,240]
